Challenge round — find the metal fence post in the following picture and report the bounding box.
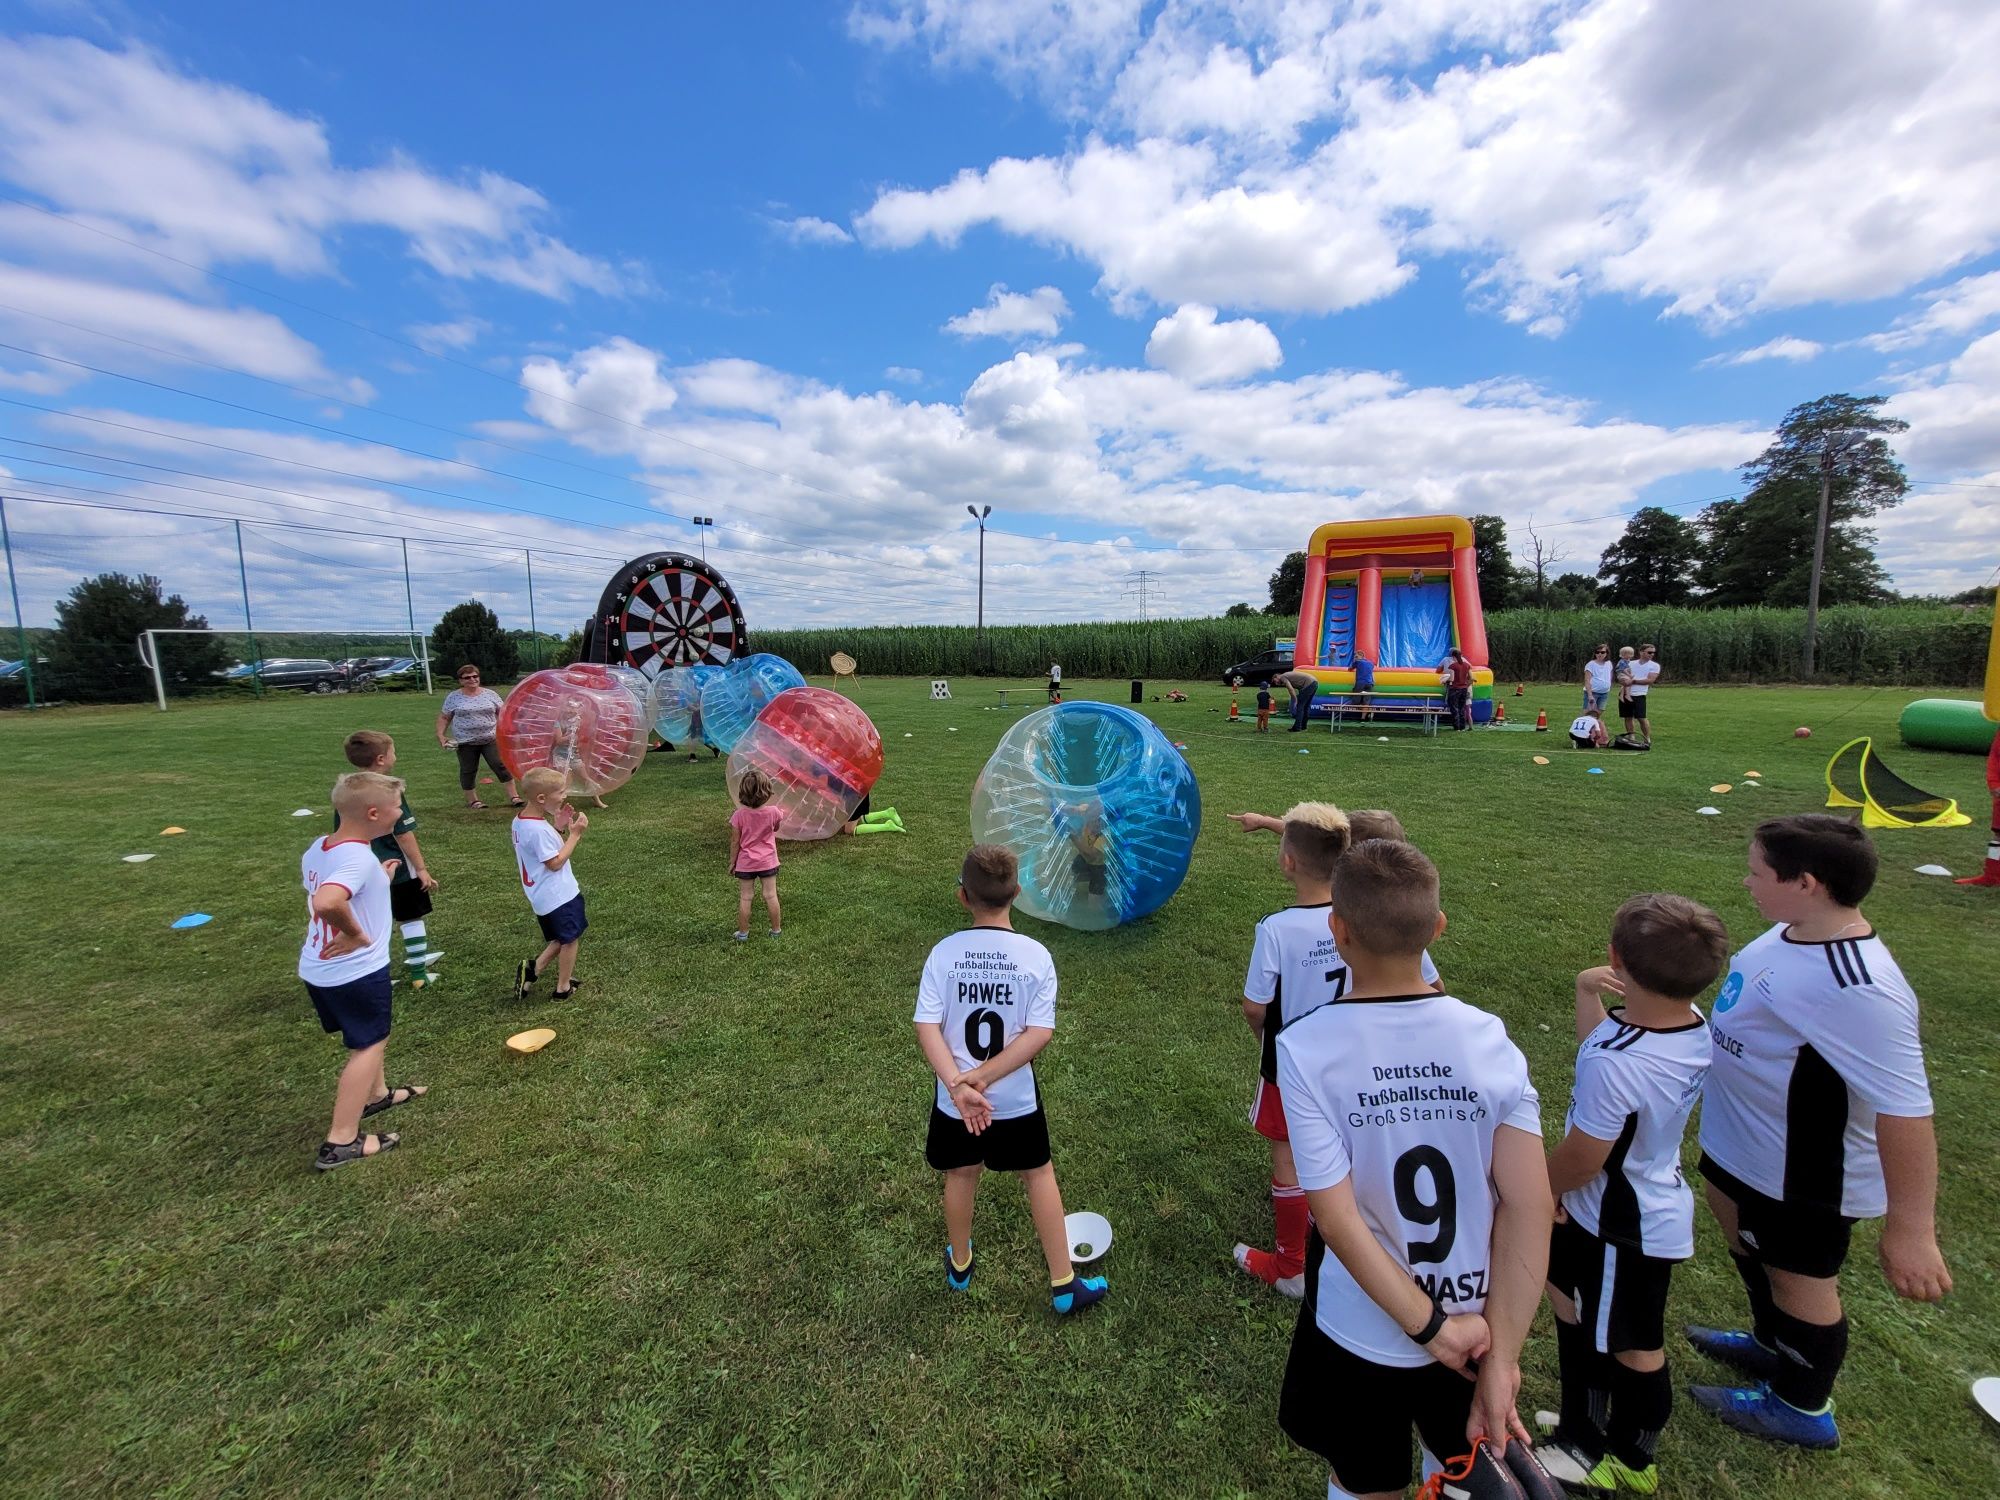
[234,520,261,697]
[1,496,36,710]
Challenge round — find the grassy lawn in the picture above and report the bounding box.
[3,676,1997,1498]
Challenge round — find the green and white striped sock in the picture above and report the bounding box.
[401,921,436,985]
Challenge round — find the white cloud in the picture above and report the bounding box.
[1866,270,2000,351]
[1700,336,1825,368]
[776,215,853,246]
[884,365,925,385]
[0,35,626,299]
[1144,303,1281,384]
[407,318,487,354]
[856,0,2000,331]
[943,283,1070,341]
[847,0,1146,103]
[521,337,678,440]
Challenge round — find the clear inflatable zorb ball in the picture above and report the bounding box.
[605,664,652,706]
[727,685,883,841]
[650,662,724,744]
[699,653,807,755]
[495,663,650,797]
[970,702,1200,930]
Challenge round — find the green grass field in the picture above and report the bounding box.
[4,678,1997,1498]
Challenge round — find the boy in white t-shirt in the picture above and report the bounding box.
[1568,708,1610,750]
[1234,803,1441,1298]
[511,767,590,1002]
[913,844,1105,1315]
[299,771,429,1172]
[1276,839,1553,1500]
[1537,893,1729,1496]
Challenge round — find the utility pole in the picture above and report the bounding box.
[1804,432,1865,678]
[1122,568,1162,620]
[967,505,991,671]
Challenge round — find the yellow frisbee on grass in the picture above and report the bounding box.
[506,1027,556,1055]
[1531,755,1550,765]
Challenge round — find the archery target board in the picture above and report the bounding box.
[592,552,747,677]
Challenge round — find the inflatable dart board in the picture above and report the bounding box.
[589,552,747,679]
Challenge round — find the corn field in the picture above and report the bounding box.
[757,605,1992,686]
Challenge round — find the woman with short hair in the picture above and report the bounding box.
[436,664,519,809]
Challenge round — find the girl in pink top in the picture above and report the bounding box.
[728,768,784,940]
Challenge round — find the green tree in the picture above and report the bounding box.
[1699,393,1907,607]
[1468,514,1521,609]
[1266,551,1307,616]
[1596,506,1705,606]
[1547,571,1601,608]
[47,572,228,702]
[431,599,520,681]
[549,627,587,667]
[1223,601,1256,618]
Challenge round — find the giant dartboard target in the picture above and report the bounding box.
[589,552,747,678]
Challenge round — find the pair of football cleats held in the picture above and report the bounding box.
[1417,1437,1565,1500]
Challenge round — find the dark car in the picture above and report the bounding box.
[337,655,401,677]
[1221,648,1294,687]
[369,656,424,689]
[250,657,348,693]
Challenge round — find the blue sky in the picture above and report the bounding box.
[0,0,1995,643]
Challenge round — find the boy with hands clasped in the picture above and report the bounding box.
[914,845,1106,1316]
[1539,894,1729,1495]
[1275,839,1552,1500]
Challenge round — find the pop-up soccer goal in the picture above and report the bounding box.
[1824,736,1971,829]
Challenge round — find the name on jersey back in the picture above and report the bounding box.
[1349,1062,1489,1129]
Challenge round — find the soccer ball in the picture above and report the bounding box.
[1794,726,1813,739]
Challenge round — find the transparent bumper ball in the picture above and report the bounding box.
[970,702,1200,930]
[727,685,883,841]
[651,662,725,745]
[605,664,652,706]
[496,664,650,798]
[699,653,807,755]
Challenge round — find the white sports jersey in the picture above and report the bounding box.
[512,816,581,916]
[1627,661,1660,696]
[1278,993,1541,1368]
[1561,1009,1710,1260]
[914,927,1058,1121]
[1569,715,1605,741]
[298,836,391,986]
[1700,924,1932,1218]
[1245,904,1437,1083]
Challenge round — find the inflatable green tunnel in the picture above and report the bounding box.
[1898,698,1998,754]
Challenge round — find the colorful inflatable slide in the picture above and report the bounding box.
[1292,515,1494,722]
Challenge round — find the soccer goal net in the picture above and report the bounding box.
[137,628,433,711]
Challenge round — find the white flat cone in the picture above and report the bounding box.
[1065,1210,1113,1263]
[1974,1376,2000,1426]
[1914,864,1954,877]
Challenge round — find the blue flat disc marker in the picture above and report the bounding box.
[1587,767,1606,775]
[171,913,213,929]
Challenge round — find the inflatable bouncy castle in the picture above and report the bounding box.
[1292,515,1494,722]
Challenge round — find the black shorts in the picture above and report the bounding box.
[535,892,588,945]
[305,966,394,1050]
[1629,693,1651,717]
[1549,1215,1677,1354]
[925,1104,1052,1173]
[1279,1308,1474,1495]
[1570,733,1596,749]
[389,879,433,923]
[1700,1154,1855,1279]
[734,866,778,881]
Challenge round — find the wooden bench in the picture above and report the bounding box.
[995,685,1060,708]
[1326,695,1444,736]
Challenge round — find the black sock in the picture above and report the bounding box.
[1766,1310,1847,1411]
[1605,1360,1671,1469]
[1730,1251,1776,1347]
[1554,1317,1609,1457]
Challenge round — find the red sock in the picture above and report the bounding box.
[1273,1180,1308,1277]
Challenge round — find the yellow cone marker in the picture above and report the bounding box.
[1710,783,1733,794]
[1532,755,1550,765]
[506,1027,556,1055]
[1744,770,1762,778]
[161,826,186,835]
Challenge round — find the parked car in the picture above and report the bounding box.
[369,656,424,689]
[241,657,348,693]
[1220,648,1294,687]
[337,655,401,677]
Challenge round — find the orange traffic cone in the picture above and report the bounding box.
[1494,702,1506,724]
[1958,821,2000,886]
[1534,708,1548,731]
[1515,682,1524,696]
[1228,694,1241,722]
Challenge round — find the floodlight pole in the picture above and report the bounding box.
[401,534,418,659]
[967,504,990,672]
[1803,433,1863,679]
[693,515,713,562]
[234,520,262,697]
[0,496,34,710]
[525,549,540,667]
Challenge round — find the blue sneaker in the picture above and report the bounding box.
[1685,1325,1782,1382]
[943,1242,974,1292]
[1052,1273,1107,1315]
[1689,1382,1839,1450]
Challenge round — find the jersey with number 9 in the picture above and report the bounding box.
[914,927,1059,1122]
[1276,991,1541,1368]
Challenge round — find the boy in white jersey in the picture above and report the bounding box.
[1538,894,1729,1495]
[1234,804,1441,1298]
[511,767,590,1002]
[1689,815,1948,1449]
[1276,839,1552,1500]
[913,845,1105,1316]
[298,772,428,1172]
